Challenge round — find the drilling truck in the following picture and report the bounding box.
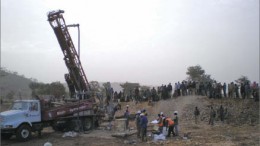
[0,10,104,141]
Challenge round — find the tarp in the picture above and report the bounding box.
[153,134,166,141]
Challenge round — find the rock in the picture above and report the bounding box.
[183,132,191,139]
[62,131,78,138]
[111,131,136,138]
[123,139,137,145]
[112,133,127,138]
[43,142,52,146]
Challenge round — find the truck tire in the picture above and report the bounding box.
[52,120,67,132]
[52,123,66,132]
[16,124,31,141]
[82,117,93,131]
[71,119,82,132]
[1,133,13,140]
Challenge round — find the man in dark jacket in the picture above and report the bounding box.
[173,111,179,136]
[219,105,224,122]
[140,113,148,142]
[194,107,200,124]
[124,105,130,130]
[223,83,227,98]
[209,106,215,125]
[135,110,141,138]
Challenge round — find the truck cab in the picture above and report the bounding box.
[0,100,41,141]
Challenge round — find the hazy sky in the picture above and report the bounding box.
[1,0,259,86]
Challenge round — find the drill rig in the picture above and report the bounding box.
[0,10,106,142]
[46,10,105,132]
[47,10,91,99]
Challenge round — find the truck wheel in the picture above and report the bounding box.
[1,133,13,140]
[52,121,66,132]
[82,117,93,131]
[16,124,31,141]
[67,119,82,132]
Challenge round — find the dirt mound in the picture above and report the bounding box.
[113,96,259,146]
[116,96,202,120]
[181,97,259,126]
[115,96,259,126]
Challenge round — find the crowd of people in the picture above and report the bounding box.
[122,104,230,142]
[108,81,259,104]
[123,107,148,142]
[123,104,180,142]
[107,79,259,142]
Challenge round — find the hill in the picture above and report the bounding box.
[0,68,32,100]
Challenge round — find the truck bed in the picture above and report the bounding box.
[41,98,96,121]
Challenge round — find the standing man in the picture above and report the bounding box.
[223,83,227,98]
[245,82,251,99]
[167,83,173,99]
[135,110,141,138]
[219,105,224,122]
[194,107,200,124]
[157,113,164,134]
[165,116,175,137]
[173,111,179,136]
[240,83,246,99]
[151,87,157,101]
[235,84,239,98]
[140,113,148,142]
[177,82,181,96]
[174,83,178,97]
[124,105,130,130]
[134,87,140,103]
[209,106,216,125]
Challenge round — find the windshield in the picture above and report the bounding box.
[11,101,30,110]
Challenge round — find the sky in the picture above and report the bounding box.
[1,0,259,86]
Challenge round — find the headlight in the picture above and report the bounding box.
[5,125,13,128]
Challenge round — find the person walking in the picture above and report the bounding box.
[140,113,148,142]
[194,107,200,124]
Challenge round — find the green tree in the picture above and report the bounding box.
[89,80,104,97]
[90,81,104,97]
[201,74,215,83]
[186,65,213,82]
[29,82,45,97]
[90,81,102,92]
[49,82,66,99]
[103,82,112,90]
[6,91,15,100]
[186,65,205,81]
[235,76,250,84]
[120,82,140,96]
[29,81,66,99]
